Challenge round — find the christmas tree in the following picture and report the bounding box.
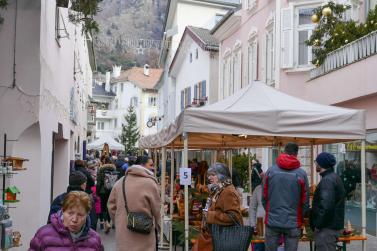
[120,105,140,155]
[307,2,377,66]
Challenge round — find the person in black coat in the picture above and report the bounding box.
[75,160,95,194]
[48,171,98,230]
[251,161,263,192]
[310,152,346,251]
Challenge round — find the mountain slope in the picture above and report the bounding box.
[94,0,168,72]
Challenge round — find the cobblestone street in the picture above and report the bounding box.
[101,228,377,251]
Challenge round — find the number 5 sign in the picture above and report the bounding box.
[179,168,192,186]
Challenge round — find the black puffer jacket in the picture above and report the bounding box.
[310,168,346,230]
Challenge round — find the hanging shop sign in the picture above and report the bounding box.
[346,143,377,151]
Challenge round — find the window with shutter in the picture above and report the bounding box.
[265,28,274,84]
[188,87,191,105]
[248,34,258,85]
[201,81,206,99]
[194,84,198,100]
[281,7,293,69]
[296,6,316,67]
[181,90,184,111]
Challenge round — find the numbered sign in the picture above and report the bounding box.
[179,168,191,186]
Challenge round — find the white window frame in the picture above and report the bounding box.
[295,5,316,68]
[232,41,242,93]
[248,28,258,85]
[148,97,157,107]
[265,19,275,85]
[221,49,231,100]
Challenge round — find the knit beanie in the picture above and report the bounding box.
[69,171,87,187]
[315,152,336,169]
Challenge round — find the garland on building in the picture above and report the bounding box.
[69,0,102,35]
[307,1,377,66]
[0,0,8,25]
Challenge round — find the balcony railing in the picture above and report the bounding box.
[310,30,377,79]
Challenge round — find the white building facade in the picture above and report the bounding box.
[169,26,220,116]
[157,0,239,130]
[94,66,162,142]
[0,1,92,247]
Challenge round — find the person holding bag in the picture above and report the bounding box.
[201,163,252,251]
[108,156,161,251]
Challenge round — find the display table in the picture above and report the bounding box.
[251,235,367,251]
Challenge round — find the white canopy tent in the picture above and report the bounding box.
[140,82,367,250]
[87,134,125,151]
[140,82,365,149]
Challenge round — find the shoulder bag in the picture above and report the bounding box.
[211,212,253,251]
[122,176,153,234]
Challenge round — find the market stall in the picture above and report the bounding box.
[139,82,366,250]
[87,134,125,151]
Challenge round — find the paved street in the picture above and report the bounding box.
[101,228,377,251]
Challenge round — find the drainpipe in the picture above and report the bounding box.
[275,0,281,89]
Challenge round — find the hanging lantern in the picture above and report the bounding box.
[311,14,319,23]
[322,7,332,17]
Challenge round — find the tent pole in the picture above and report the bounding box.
[159,146,168,248]
[310,142,314,188]
[183,132,189,251]
[361,140,366,251]
[170,146,175,251]
[154,149,157,177]
[248,148,252,194]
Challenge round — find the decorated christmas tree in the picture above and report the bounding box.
[307,1,377,66]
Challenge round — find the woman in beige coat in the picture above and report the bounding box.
[108,156,161,251]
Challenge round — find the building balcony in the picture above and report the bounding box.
[310,30,377,79]
[96,109,117,119]
[306,30,377,106]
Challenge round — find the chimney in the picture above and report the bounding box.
[105,72,111,92]
[144,64,150,76]
[112,65,121,78]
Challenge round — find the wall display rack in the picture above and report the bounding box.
[0,134,27,250]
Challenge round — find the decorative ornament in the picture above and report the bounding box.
[332,39,334,43]
[371,20,374,24]
[334,33,338,36]
[311,14,319,23]
[315,60,320,67]
[343,5,347,10]
[314,39,320,46]
[332,20,336,24]
[364,24,368,28]
[322,7,332,17]
[342,31,345,34]
[345,39,349,43]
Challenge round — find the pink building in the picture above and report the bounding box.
[213,0,377,236]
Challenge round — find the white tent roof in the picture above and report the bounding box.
[87,134,125,151]
[139,82,365,149]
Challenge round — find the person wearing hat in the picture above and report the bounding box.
[310,152,346,251]
[48,171,98,230]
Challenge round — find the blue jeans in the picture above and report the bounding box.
[265,226,301,251]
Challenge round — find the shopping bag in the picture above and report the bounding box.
[0,219,13,249]
[211,213,253,251]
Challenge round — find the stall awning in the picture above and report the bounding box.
[139,82,365,149]
[87,134,125,151]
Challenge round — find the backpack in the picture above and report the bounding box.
[104,171,118,190]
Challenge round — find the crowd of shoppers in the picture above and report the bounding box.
[28,142,347,251]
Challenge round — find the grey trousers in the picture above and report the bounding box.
[314,228,340,251]
[265,226,301,251]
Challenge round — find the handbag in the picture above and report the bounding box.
[211,213,253,251]
[122,176,153,234]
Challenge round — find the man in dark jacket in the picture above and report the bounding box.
[114,154,126,179]
[75,160,95,194]
[48,171,97,230]
[262,143,309,251]
[310,152,345,251]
